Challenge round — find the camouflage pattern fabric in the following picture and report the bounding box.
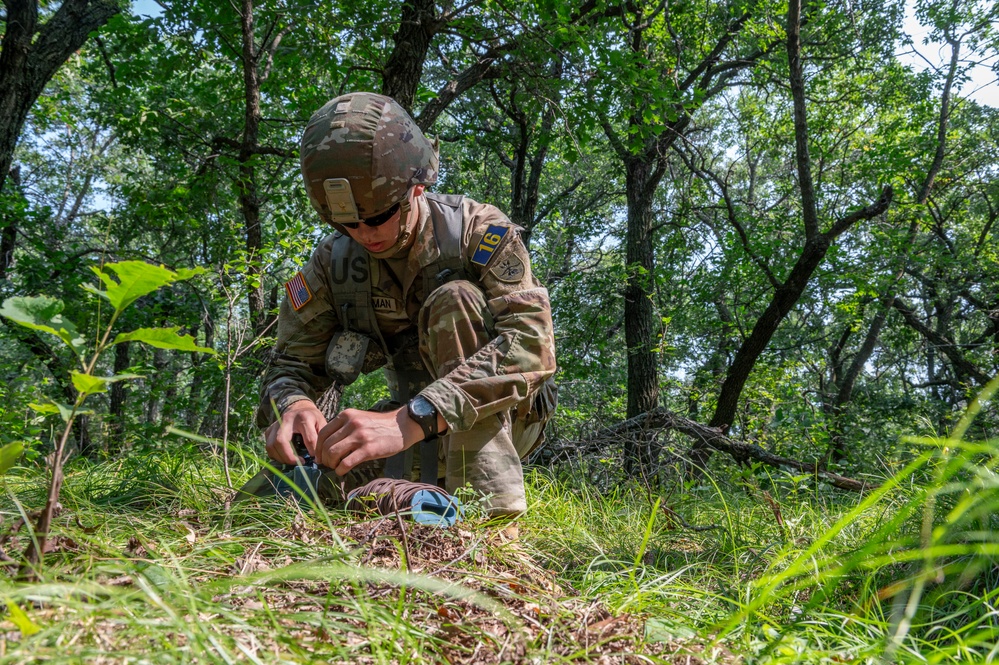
[300,92,439,225]
[420,280,544,513]
[253,195,558,514]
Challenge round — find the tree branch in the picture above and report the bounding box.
[822,186,894,240]
[587,407,874,492]
[892,297,992,385]
[787,0,820,240]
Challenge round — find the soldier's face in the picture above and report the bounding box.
[344,207,403,254]
[343,185,424,255]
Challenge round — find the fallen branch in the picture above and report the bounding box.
[581,407,875,492]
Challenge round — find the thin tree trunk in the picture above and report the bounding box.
[623,157,660,472]
[146,348,168,424]
[825,304,889,462]
[0,165,21,279]
[238,0,267,335]
[107,340,130,455]
[892,297,991,385]
[688,0,893,471]
[186,321,211,430]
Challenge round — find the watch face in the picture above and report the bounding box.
[411,396,436,418]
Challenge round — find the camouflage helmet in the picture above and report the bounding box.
[300,92,439,229]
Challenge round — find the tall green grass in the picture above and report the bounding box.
[522,377,999,663]
[0,379,997,663]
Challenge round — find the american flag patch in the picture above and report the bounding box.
[285,271,312,311]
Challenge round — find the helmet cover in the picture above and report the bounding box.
[300,92,439,227]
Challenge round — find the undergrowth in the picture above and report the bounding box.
[0,382,996,663]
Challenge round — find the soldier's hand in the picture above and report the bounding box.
[265,400,328,465]
[316,407,424,475]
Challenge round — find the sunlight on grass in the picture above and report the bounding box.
[1,382,998,664]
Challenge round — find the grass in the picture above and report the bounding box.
[0,400,997,664]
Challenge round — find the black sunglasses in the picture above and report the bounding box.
[340,203,401,230]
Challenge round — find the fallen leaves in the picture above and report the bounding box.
[0,512,724,664]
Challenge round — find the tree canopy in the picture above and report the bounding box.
[0,0,996,480]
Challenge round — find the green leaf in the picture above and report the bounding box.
[90,262,204,314]
[0,441,25,475]
[71,371,108,397]
[70,372,143,398]
[28,402,61,416]
[0,296,86,359]
[29,401,77,423]
[113,327,215,353]
[5,601,41,636]
[80,283,111,302]
[173,267,205,282]
[107,373,143,383]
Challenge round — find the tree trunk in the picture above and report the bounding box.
[107,341,131,455]
[623,157,660,472]
[238,0,267,336]
[892,297,990,385]
[824,303,889,462]
[0,0,121,195]
[0,165,22,279]
[146,348,169,424]
[688,0,893,471]
[710,238,830,430]
[186,321,211,430]
[381,0,439,112]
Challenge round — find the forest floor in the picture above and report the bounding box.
[0,442,993,664]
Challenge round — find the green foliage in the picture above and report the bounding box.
[0,0,996,655]
[0,260,214,571]
[84,261,204,314]
[0,296,87,363]
[0,441,25,475]
[113,327,212,352]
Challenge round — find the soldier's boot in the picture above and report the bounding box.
[418,280,546,516]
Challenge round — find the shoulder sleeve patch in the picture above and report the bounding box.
[471,224,509,266]
[285,271,313,311]
[489,254,526,283]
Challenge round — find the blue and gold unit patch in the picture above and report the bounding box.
[285,271,313,311]
[471,225,509,267]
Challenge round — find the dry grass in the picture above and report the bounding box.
[0,494,737,664]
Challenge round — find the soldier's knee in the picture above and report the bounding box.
[423,280,488,318]
[419,281,495,378]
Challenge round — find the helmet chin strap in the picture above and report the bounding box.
[368,197,415,260]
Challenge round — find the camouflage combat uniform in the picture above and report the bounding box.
[252,193,558,515]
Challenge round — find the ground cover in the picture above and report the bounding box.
[0,433,996,664]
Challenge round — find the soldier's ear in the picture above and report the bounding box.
[412,184,426,198]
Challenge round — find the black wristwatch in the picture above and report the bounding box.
[407,395,439,441]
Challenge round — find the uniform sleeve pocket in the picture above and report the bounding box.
[293,264,333,325]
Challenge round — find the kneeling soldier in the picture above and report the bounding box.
[244,92,557,516]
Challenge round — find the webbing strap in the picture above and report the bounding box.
[383,447,412,479]
[384,439,438,483]
[328,234,383,344]
[421,194,466,292]
[420,438,439,484]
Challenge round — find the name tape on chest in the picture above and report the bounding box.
[471,225,509,267]
[285,271,313,311]
[372,296,401,313]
